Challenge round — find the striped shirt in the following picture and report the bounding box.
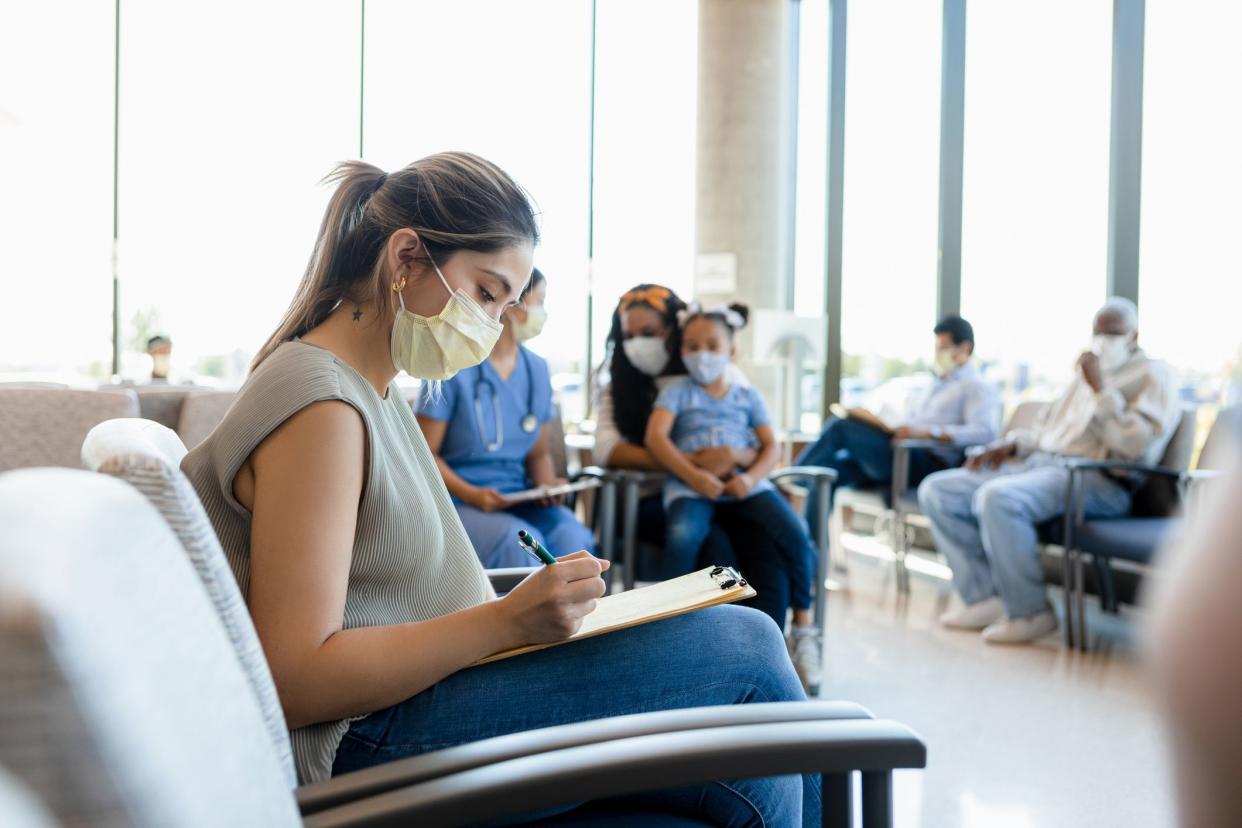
[182,340,491,784]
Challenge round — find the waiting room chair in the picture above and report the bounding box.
[0,387,138,472]
[833,400,1048,595]
[1061,405,1238,650]
[131,384,198,429]
[0,467,926,826]
[176,389,237,449]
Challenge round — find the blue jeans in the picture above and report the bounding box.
[795,417,945,539]
[917,452,1132,618]
[457,502,597,568]
[664,491,816,617]
[332,606,820,827]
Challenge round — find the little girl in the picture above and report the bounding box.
[645,303,822,689]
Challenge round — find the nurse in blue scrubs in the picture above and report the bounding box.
[417,269,596,568]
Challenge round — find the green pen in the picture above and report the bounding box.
[517,530,557,565]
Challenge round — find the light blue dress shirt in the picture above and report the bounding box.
[905,361,1002,451]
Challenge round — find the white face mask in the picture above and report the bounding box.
[511,305,547,342]
[622,336,670,377]
[1091,334,1132,373]
[684,351,730,386]
[389,254,504,380]
[932,348,958,378]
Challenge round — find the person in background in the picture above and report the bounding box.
[794,314,1001,538]
[418,269,595,568]
[918,297,1179,644]
[593,286,797,626]
[147,334,173,383]
[1148,413,1242,828]
[646,303,822,690]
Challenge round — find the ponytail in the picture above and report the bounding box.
[253,152,538,370]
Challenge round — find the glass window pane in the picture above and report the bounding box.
[0,3,114,381]
[591,0,698,389]
[960,2,1113,404]
[119,0,358,385]
[838,0,941,419]
[1139,0,1242,413]
[367,0,591,415]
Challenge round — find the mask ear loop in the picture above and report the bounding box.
[392,275,408,312]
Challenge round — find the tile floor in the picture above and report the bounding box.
[820,535,1175,828]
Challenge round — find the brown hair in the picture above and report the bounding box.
[253,151,539,369]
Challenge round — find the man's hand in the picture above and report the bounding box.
[688,469,726,500]
[1077,351,1104,393]
[964,440,1017,471]
[892,425,933,441]
[723,473,755,500]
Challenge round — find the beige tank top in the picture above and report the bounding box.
[182,340,491,784]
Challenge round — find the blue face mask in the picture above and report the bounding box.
[684,351,730,386]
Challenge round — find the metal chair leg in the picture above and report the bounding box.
[861,770,894,828]
[621,477,640,592]
[822,771,852,828]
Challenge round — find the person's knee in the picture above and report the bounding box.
[918,472,948,515]
[704,605,804,701]
[550,518,595,555]
[972,481,1026,523]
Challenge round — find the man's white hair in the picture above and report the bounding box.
[1097,295,1139,333]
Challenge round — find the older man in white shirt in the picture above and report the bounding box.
[918,297,1180,644]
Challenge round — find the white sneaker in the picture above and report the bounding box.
[939,597,1005,630]
[982,610,1058,645]
[787,626,823,695]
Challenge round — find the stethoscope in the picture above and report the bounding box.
[473,347,539,452]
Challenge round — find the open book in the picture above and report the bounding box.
[502,478,601,505]
[829,402,896,435]
[475,566,756,665]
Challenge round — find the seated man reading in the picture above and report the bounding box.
[796,314,1001,536]
[918,297,1180,644]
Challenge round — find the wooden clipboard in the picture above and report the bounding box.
[474,566,756,665]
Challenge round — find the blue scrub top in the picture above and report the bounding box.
[417,345,555,494]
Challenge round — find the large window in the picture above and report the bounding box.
[1139,0,1242,411]
[0,3,115,382]
[589,0,698,396]
[960,1,1113,403]
[118,0,358,385]
[838,0,941,420]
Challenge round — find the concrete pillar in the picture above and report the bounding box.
[696,0,798,422]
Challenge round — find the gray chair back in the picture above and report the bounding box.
[131,385,197,430]
[1197,405,1241,471]
[1002,400,1048,436]
[0,468,299,827]
[0,388,138,471]
[81,419,296,787]
[1133,406,1199,517]
[176,390,236,449]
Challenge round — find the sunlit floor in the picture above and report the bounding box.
[821,534,1175,828]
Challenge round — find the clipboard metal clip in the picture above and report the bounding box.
[709,565,748,591]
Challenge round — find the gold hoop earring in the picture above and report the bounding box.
[391,275,407,292]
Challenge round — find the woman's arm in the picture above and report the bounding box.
[417,414,508,512]
[593,382,663,470]
[525,422,563,487]
[645,408,723,498]
[245,401,608,729]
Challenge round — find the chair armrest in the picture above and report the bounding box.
[615,468,669,486]
[297,700,874,814]
[1182,469,1225,484]
[770,464,838,485]
[892,438,945,452]
[1060,458,1182,478]
[572,465,613,482]
[485,567,536,593]
[304,718,926,828]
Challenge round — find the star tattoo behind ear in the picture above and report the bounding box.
[353,303,363,322]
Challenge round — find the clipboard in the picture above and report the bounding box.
[474,566,757,665]
[502,478,601,505]
[829,403,895,436]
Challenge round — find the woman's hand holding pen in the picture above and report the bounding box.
[497,552,610,645]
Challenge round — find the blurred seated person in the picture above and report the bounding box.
[418,269,595,568]
[1148,414,1242,828]
[918,297,1179,644]
[795,314,1001,536]
[147,334,173,383]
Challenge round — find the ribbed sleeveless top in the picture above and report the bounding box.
[182,340,490,784]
